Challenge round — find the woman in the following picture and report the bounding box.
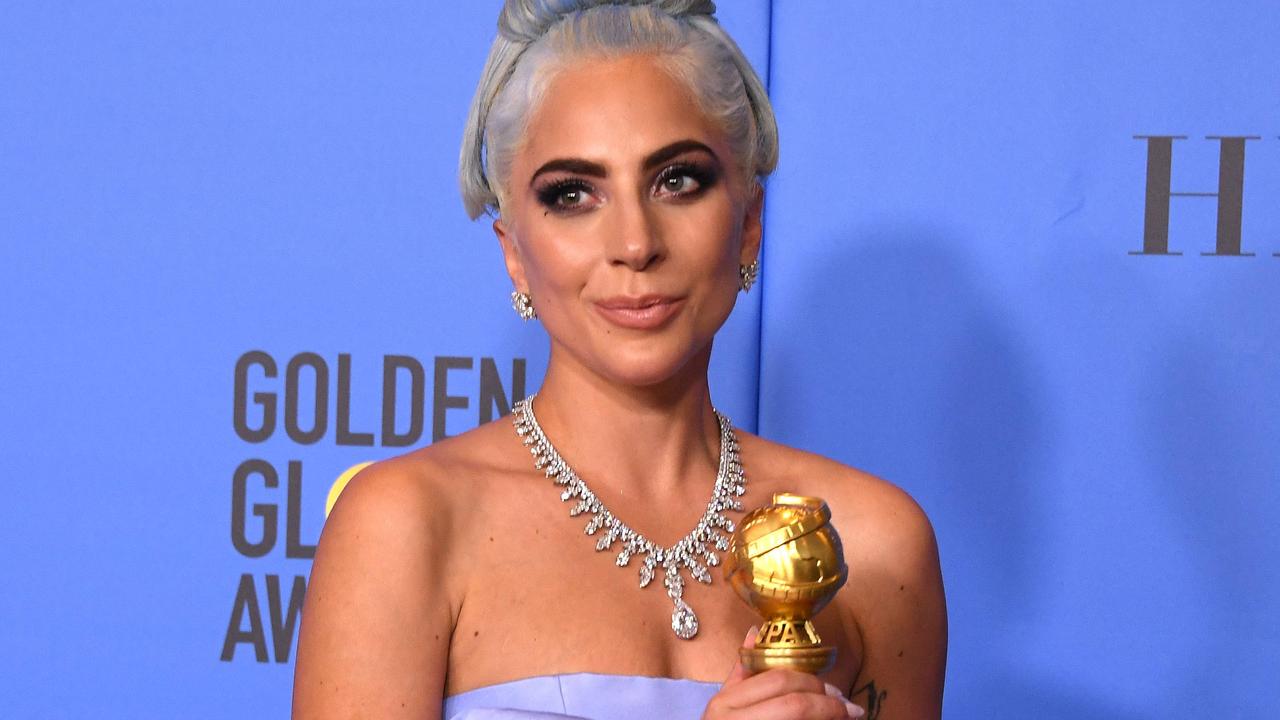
[292,2,946,718]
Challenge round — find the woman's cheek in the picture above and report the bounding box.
[523,228,588,287]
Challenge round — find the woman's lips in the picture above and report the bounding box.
[593,295,685,330]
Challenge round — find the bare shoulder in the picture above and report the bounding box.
[738,432,936,562]
[738,433,946,716]
[319,417,524,559]
[291,419,520,720]
[313,432,475,581]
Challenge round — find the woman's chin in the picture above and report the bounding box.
[588,341,710,389]
[546,315,719,388]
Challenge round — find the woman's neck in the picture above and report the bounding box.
[528,344,723,501]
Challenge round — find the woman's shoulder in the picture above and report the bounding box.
[736,431,939,580]
[295,422,529,717]
[308,418,529,626]
[737,431,946,709]
[333,417,529,532]
[737,432,929,520]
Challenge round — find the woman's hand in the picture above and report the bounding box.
[701,628,865,720]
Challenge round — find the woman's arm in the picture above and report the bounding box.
[292,458,457,719]
[840,483,947,719]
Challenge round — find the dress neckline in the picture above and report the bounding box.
[444,671,722,701]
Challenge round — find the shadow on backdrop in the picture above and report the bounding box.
[763,225,1149,719]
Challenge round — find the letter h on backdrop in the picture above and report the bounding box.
[1132,135,1275,257]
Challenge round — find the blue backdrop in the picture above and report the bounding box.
[1,1,1275,718]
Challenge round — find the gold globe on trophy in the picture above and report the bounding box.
[723,492,848,674]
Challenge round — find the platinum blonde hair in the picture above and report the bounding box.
[459,0,779,220]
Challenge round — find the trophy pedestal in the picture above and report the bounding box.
[740,619,837,675]
[740,644,836,674]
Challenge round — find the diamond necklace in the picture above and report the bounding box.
[512,394,746,640]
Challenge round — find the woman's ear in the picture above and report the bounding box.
[739,182,765,266]
[493,218,529,292]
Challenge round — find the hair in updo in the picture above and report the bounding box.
[459,0,779,219]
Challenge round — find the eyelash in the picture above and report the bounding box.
[536,178,594,211]
[656,162,718,198]
[534,162,720,214]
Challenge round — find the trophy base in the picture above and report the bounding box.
[740,645,837,675]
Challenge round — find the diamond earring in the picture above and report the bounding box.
[739,260,760,293]
[511,290,537,320]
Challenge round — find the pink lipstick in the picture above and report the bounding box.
[593,295,685,330]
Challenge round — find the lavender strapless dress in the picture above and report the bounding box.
[442,673,721,720]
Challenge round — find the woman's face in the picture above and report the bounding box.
[494,53,763,388]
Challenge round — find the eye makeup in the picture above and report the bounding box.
[535,178,597,213]
[654,160,720,199]
[530,150,723,216]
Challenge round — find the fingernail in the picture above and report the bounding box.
[744,627,758,644]
[824,683,843,698]
[845,701,866,718]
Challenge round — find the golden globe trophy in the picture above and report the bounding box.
[723,492,848,674]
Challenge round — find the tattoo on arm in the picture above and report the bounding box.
[851,680,887,719]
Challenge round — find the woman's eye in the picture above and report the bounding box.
[537,181,596,212]
[656,164,716,198]
[661,174,698,194]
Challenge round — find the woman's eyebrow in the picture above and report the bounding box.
[529,158,607,186]
[643,139,717,170]
[528,140,718,188]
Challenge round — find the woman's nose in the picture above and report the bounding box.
[607,193,665,272]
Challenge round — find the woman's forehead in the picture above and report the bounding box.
[516,54,731,173]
